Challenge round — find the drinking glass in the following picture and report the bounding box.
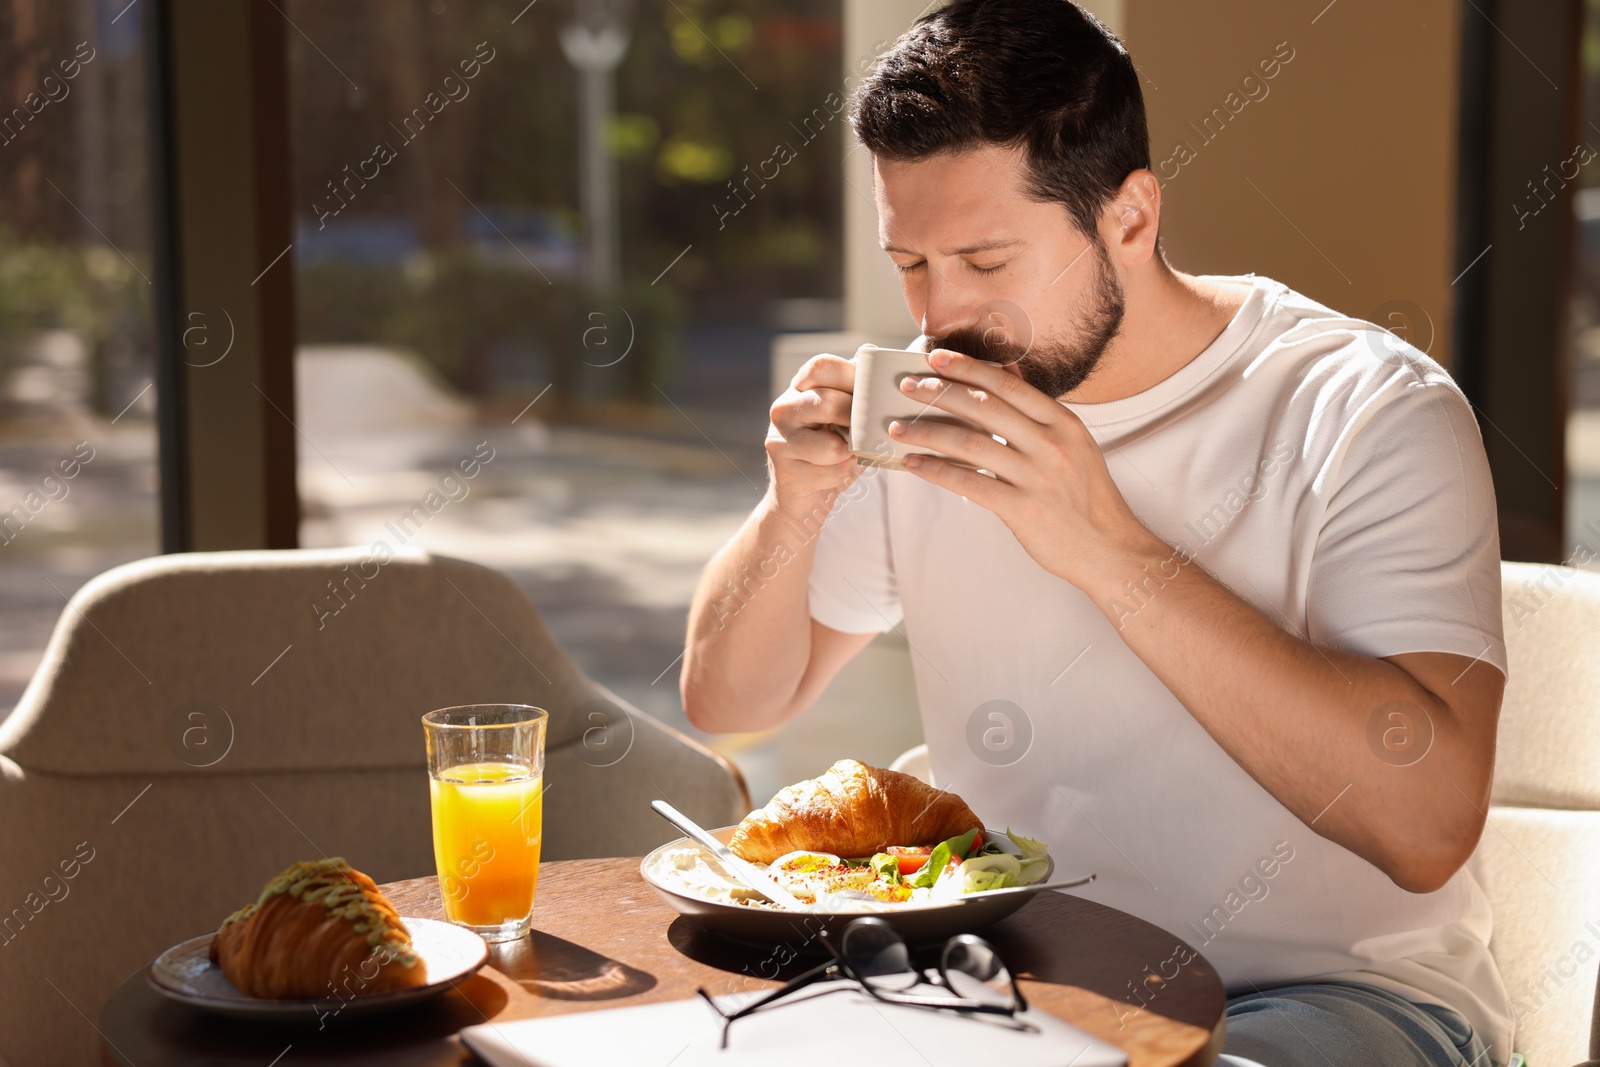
[422,704,547,943]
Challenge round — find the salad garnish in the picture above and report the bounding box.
[748,828,1050,907]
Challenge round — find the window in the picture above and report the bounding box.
[0,0,158,720]
[1568,0,1600,568]
[284,0,855,799]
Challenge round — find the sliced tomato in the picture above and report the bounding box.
[886,845,933,875]
[967,831,983,856]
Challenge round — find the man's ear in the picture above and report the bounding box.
[1108,169,1162,268]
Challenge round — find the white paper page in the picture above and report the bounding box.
[461,980,1128,1067]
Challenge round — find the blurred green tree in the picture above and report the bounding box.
[285,0,842,414]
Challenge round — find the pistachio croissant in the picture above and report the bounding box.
[209,858,426,999]
[729,759,981,864]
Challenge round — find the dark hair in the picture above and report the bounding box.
[850,0,1150,241]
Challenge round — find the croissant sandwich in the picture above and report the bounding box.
[730,759,982,864]
[209,858,427,999]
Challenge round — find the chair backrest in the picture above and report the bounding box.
[1469,561,1600,1067]
[0,547,747,1067]
[889,741,932,785]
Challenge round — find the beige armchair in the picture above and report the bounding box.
[1475,561,1600,1067]
[892,561,1600,1067]
[0,547,747,1067]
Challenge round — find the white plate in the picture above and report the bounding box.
[146,916,489,1022]
[641,826,1064,945]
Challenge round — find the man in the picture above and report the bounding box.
[681,2,1509,1064]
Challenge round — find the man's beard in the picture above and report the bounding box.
[928,241,1125,399]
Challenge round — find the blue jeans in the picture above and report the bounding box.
[1216,982,1496,1067]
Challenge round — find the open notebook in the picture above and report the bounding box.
[460,979,1128,1067]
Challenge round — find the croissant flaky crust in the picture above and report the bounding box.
[729,759,982,864]
[209,858,427,999]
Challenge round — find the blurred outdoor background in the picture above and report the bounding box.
[0,0,1593,805]
[0,0,925,804]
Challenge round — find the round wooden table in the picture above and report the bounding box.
[101,858,1226,1066]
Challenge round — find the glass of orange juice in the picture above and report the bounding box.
[422,704,547,943]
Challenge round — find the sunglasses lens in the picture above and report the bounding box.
[942,936,1015,1006]
[842,921,919,992]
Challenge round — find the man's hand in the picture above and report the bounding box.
[888,348,1159,588]
[889,349,1500,894]
[767,354,860,521]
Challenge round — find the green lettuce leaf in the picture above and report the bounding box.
[1006,828,1049,860]
[908,842,950,889]
[909,828,981,889]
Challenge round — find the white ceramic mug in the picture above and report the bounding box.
[849,345,984,471]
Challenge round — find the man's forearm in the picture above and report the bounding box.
[681,489,833,732]
[1081,531,1502,894]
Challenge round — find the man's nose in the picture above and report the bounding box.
[918,267,976,340]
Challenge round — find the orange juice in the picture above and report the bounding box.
[429,761,542,927]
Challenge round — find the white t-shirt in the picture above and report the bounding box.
[807,274,1512,1058]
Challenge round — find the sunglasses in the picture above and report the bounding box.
[697,917,1027,1047]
